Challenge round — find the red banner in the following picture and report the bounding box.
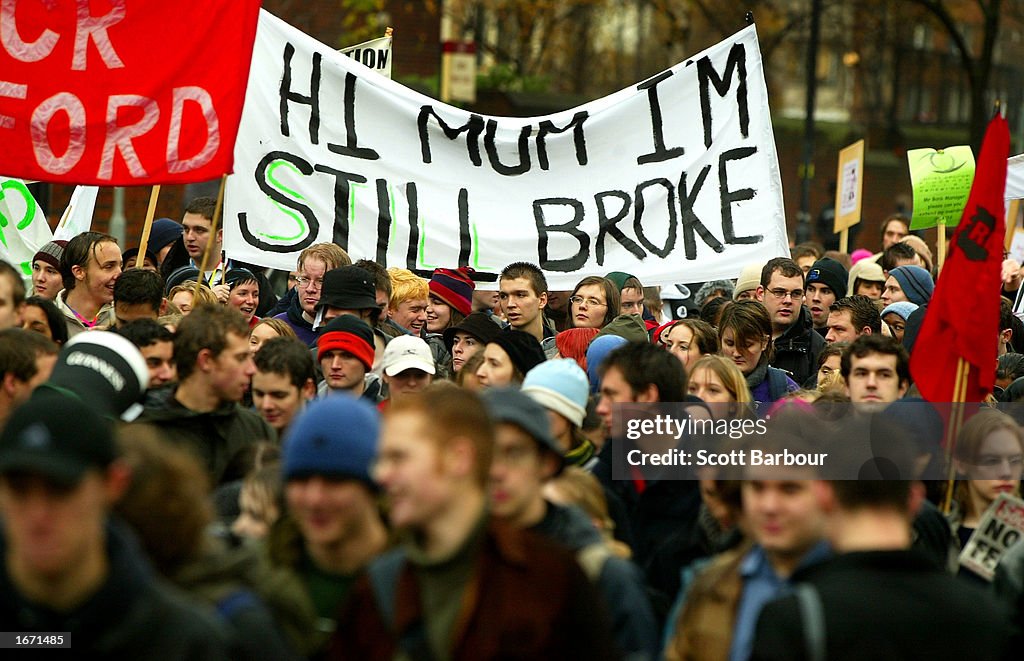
[0,1,261,185]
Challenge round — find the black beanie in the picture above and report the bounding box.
[806,257,848,296]
[490,330,546,376]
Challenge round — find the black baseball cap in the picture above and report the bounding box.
[0,390,115,486]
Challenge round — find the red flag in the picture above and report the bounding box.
[911,114,1010,402]
[0,1,261,185]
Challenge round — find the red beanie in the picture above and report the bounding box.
[555,328,600,371]
[316,331,375,371]
[429,267,475,317]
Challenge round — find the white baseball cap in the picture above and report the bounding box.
[381,335,436,376]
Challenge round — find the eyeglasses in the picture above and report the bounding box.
[296,275,324,290]
[766,288,804,301]
[569,295,607,308]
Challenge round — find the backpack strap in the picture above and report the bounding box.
[794,583,826,661]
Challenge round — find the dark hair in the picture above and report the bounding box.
[840,334,910,386]
[254,336,315,390]
[184,196,217,220]
[599,342,687,402]
[567,276,619,328]
[830,295,881,334]
[113,268,164,313]
[760,257,803,288]
[500,262,548,296]
[699,296,732,327]
[830,481,912,512]
[0,328,41,382]
[1001,298,1015,333]
[354,259,392,300]
[23,296,68,345]
[0,260,26,307]
[997,353,1024,384]
[816,341,847,369]
[61,231,118,291]
[792,242,823,261]
[173,304,250,380]
[717,300,774,364]
[115,318,174,349]
[880,213,910,240]
[21,329,58,357]
[880,242,918,272]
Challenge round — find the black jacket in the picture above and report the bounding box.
[0,520,231,659]
[139,386,276,487]
[771,306,825,386]
[752,550,1012,661]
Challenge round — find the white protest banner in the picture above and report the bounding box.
[224,11,789,288]
[53,186,100,242]
[959,493,1024,581]
[0,178,54,279]
[1007,154,1024,200]
[340,35,393,79]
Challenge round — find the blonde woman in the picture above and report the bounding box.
[167,281,218,316]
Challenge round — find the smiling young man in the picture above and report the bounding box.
[757,257,824,386]
[252,336,316,437]
[56,232,122,338]
[139,305,274,486]
[384,267,430,335]
[841,334,910,412]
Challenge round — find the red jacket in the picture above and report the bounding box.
[330,519,621,660]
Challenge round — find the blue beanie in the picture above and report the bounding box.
[282,396,379,486]
[881,301,919,322]
[522,359,589,427]
[888,266,933,305]
[586,335,628,394]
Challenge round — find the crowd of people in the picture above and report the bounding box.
[0,203,1023,659]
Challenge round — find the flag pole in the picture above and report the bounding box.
[134,185,161,269]
[193,176,227,301]
[941,357,969,514]
[839,228,849,254]
[936,221,947,272]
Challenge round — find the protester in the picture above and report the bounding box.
[733,263,763,301]
[881,241,922,272]
[879,213,911,250]
[139,305,274,485]
[426,267,475,333]
[232,464,282,541]
[109,268,164,328]
[30,240,66,300]
[274,243,351,344]
[498,262,557,356]
[379,335,435,406]
[901,234,935,274]
[271,395,389,655]
[567,275,620,329]
[250,317,298,354]
[0,328,55,430]
[824,295,882,344]
[224,268,261,327]
[845,258,887,299]
[791,243,822,274]
[606,271,646,317]
[882,264,934,306]
[483,387,659,660]
[814,342,847,393]
[21,296,68,345]
[385,267,430,334]
[840,334,910,411]
[664,319,718,369]
[756,257,824,385]
[753,481,1010,661]
[545,467,633,558]
[253,336,316,436]
[181,197,225,280]
[522,358,597,468]
[717,300,799,406]
[0,390,232,656]
[55,232,121,337]
[315,315,378,399]
[115,319,177,389]
[443,311,501,373]
[147,217,184,268]
[167,279,218,315]
[315,265,383,329]
[121,247,158,271]
[949,410,1024,584]
[805,257,848,336]
[334,387,618,659]
[701,296,734,327]
[695,279,735,307]
[996,353,1024,391]
[475,329,547,388]
[881,301,918,344]
[686,354,754,408]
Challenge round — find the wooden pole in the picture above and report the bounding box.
[941,357,969,515]
[192,176,227,301]
[839,228,849,254]
[134,185,161,269]
[936,222,947,272]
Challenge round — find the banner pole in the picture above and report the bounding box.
[941,357,968,515]
[193,175,227,302]
[134,185,161,269]
[839,228,848,254]
[937,221,947,272]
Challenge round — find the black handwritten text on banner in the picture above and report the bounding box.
[224,11,788,288]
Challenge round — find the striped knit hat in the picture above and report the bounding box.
[32,240,67,271]
[429,267,475,316]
